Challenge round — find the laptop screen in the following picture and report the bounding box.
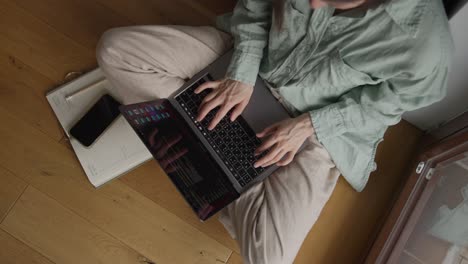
[120,99,239,220]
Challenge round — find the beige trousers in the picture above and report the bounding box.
[97,25,340,264]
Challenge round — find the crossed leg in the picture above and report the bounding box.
[97,25,340,264]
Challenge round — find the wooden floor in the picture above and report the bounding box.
[0,0,423,263]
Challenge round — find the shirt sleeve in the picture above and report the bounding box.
[309,65,450,141]
[226,0,272,86]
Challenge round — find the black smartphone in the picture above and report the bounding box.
[70,94,121,147]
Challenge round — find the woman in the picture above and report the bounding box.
[97,0,452,263]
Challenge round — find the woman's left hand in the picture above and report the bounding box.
[254,113,315,168]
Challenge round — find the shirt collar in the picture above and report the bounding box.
[384,0,430,37]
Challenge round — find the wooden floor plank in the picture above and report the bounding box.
[294,121,422,264]
[0,0,95,82]
[0,167,27,222]
[179,0,237,17]
[226,252,243,264]
[98,178,234,263]
[0,50,63,141]
[121,162,240,253]
[94,0,171,25]
[2,186,146,264]
[13,0,134,50]
[0,107,232,264]
[0,228,54,264]
[95,0,236,26]
[136,0,213,25]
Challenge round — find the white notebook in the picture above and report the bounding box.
[47,68,152,187]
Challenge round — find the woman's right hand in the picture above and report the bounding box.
[195,79,254,130]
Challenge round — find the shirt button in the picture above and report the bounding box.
[285,66,292,74]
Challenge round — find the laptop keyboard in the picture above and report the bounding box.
[175,76,267,187]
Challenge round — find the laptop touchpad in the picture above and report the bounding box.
[243,79,292,133]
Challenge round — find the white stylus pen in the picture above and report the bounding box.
[65,78,106,101]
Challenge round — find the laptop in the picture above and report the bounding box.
[120,50,292,221]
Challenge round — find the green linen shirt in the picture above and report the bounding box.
[217,0,453,191]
